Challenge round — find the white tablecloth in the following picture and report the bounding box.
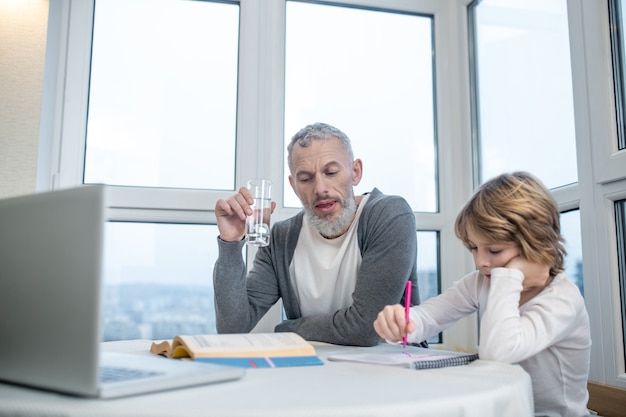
[0,340,534,417]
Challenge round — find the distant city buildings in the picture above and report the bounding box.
[103,261,583,342]
[102,284,216,341]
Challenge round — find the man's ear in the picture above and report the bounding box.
[352,158,363,186]
[288,175,299,197]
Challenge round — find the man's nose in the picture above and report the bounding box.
[314,174,330,196]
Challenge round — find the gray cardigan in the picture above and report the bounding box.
[213,188,421,346]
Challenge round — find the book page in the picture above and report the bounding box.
[149,340,173,357]
[176,333,316,358]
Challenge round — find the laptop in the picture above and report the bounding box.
[0,185,244,399]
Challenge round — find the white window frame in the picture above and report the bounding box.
[567,0,626,389]
[40,0,479,350]
[40,2,626,387]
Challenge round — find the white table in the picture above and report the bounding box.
[0,340,534,417]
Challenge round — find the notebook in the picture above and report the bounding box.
[0,185,245,399]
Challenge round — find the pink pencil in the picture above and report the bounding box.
[403,281,411,349]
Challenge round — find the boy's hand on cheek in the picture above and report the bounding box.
[505,256,551,288]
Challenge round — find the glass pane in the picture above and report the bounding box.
[470,0,578,188]
[417,231,441,344]
[615,199,626,366]
[609,0,626,150]
[85,0,239,190]
[284,2,436,212]
[561,210,584,296]
[417,231,439,301]
[102,223,237,341]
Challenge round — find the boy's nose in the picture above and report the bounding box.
[474,252,490,268]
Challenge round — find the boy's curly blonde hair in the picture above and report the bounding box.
[454,171,566,277]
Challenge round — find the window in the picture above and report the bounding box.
[102,223,225,341]
[85,0,239,190]
[616,199,626,364]
[83,0,241,340]
[570,0,626,388]
[469,0,577,188]
[284,1,436,212]
[417,231,441,344]
[610,0,626,150]
[561,210,584,295]
[42,0,626,389]
[469,0,584,293]
[467,0,587,361]
[46,0,450,344]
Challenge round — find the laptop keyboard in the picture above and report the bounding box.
[100,366,163,383]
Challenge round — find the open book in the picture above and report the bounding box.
[150,332,324,368]
[327,346,478,370]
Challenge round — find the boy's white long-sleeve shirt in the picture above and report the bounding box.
[407,268,591,417]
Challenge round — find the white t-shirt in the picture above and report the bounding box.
[289,195,370,316]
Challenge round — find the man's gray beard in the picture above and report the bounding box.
[305,197,358,239]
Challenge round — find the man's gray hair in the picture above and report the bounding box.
[287,123,354,168]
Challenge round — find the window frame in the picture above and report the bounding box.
[41,0,478,350]
[577,0,626,186]
[567,0,626,388]
[41,1,626,389]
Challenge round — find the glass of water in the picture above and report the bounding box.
[245,179,272,247]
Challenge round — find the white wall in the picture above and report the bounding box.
[0,0,48,199]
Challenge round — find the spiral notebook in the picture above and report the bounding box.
[327,346,479,370]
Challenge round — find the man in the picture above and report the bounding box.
[213,122,421,346]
